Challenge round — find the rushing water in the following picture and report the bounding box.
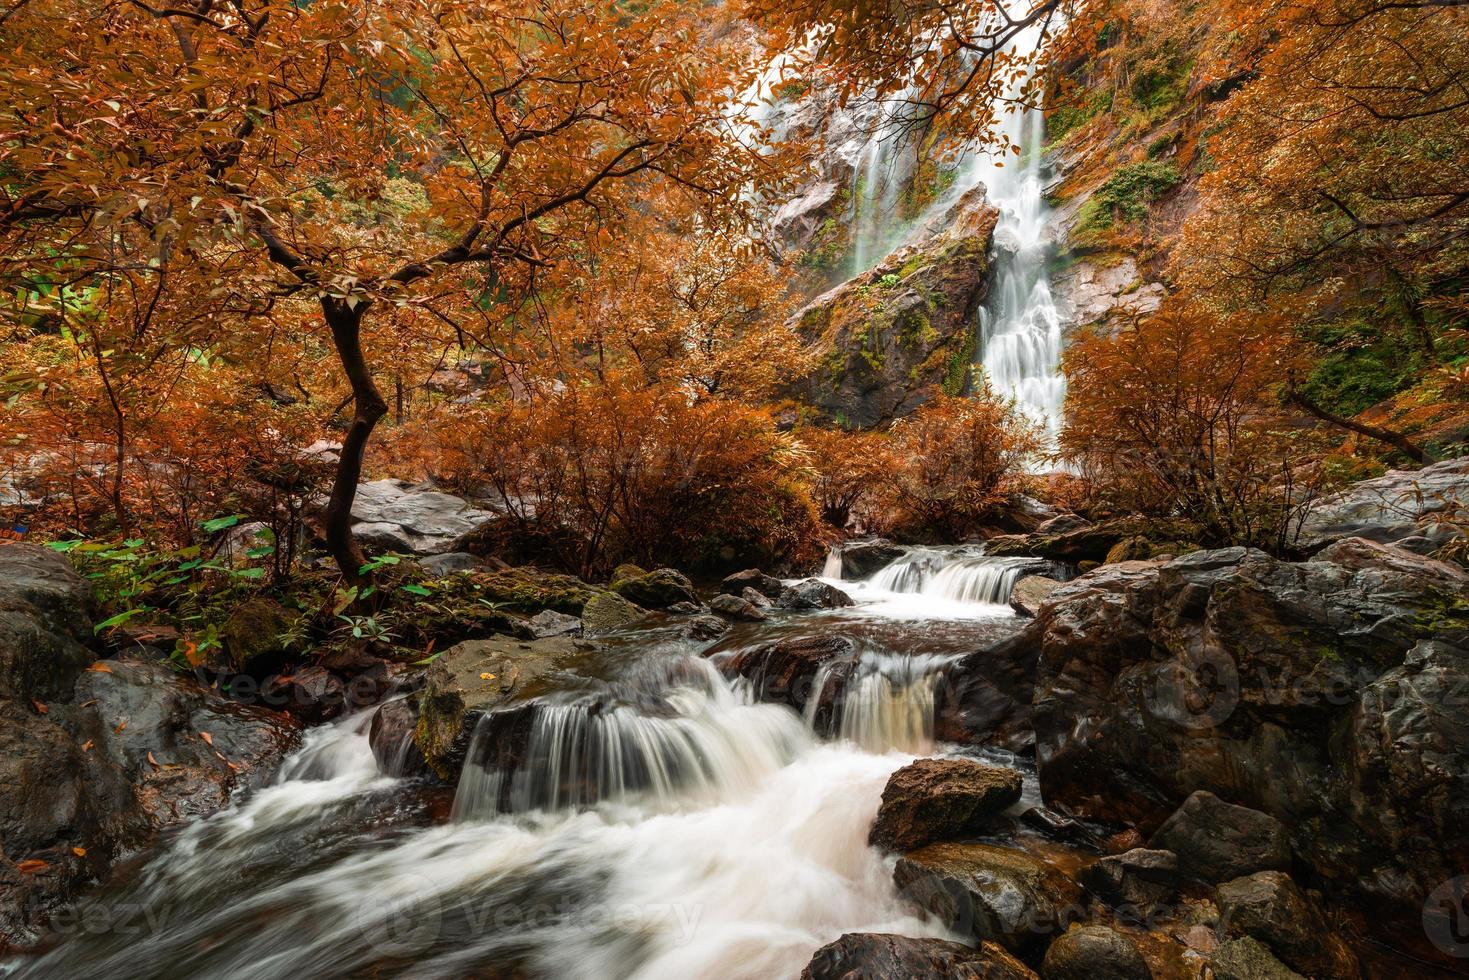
[8,549,1040,980]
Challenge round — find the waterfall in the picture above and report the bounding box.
[848,127,914,276]
[452,657,809,819]
[822,545,844,580]
[806,651,955,753]
[970,84,1066,442]
[867,547,1053,606]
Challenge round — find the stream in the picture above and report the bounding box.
[7,549,1059,980]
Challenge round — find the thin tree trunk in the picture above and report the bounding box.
[321,296,387,583]
[1285,377,1436,465]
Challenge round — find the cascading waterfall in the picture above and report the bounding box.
[805,651,955,753]
[452,657,810,819]
[821,545,844,580]
[868,547,1054,606]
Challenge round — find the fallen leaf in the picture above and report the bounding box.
[16,859,48,874]
[199,731,214,746]
[78,699,98,708]
[113,718,128,734]
[71,847,87,858]
[146,751,160,771]
[85,662,113,673]
[30,699,48,714]
[479,672,497,680]
[80,739,94,752]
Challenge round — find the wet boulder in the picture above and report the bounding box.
[776,578,854,610]
[838,539,906,580]
[801,933,1038,980]
[1298,456,1469,550]
[741,587,773,609]
[0,544,95,703]
[682,615,730,641]
[368,697,429,778]
[610,567,698,609]
[714,634,857,719]
[1209,937,1305,980]
[893,842,1084,956]
[418,551,484,576]
[1007,576,1061,618]
[1214,871,1359,978]
[209,596,294,677]
[473,567,597,615]
[1080,848,1179,914]
[721,568,785,598]
[984,517,1154,565]
[869,758,1023,852]
[708,593,770,622]
[1149,792,1290,883]
[262,666,348,725]
[413,635,596,779]
[525,609,582,638]
[1040,925,1149,980]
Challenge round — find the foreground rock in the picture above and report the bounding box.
[1298,456,1469,550]
[869,759,1022,852]
[720,568,784,598]
[0,545,95,703]
[893,843,1083,955]
[1024,540,1469,914]
[708,593,770,622]
[1149,791,1289,883]
[1040,925,1149,980]
[413,635,597,778]
[1209,936,1305,980]
[1214,871,1359,978]
[1080,848,1179,914]
[801,933,1037,980]
[350,478,500,555]
[776,578,854,610]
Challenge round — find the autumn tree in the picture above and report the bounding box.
[0,0,776,580]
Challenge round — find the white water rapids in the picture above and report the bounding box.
[9,548,1040,980]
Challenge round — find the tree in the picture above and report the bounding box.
[1,0,775,580]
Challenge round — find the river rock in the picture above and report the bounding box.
[1214,871,1358,978]
[776,578,854,610]
[350,478,501,555]
[1298,456,1469,549]
[1008,576,1061,617]
[1023,542,1469,913]
[1034,514,1090,536]
[721,568,785,598]
[580,592,645,637]
[419,551,484,576]
[413,635,596,778]
[368,697,428,778]
[708,593,770,622]
[893,842,1084,955]
[1209,936,1305,980]
[526,609,582,638]
[869,758,1023,852]
[1039,925,1149,980]
[0,544,95,703]
[1149,792,1290,883]
[800,933,1038,980]
[985,517,1154,564]
[610,567,698,609]
[210,596,294,677]
[741,587,773,609]
[838,539,907,579]
[262,666,348,725]
[1080,848,1179,913]
[682,614,730,641]
[714,633,857,720]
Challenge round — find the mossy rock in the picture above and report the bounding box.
[609,563,648,589]
[610,567,698,609]
[214,597,295,675]
[581,591,646,637]
[471,567,596,615]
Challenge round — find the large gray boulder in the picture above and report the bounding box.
[0,545,95,703]
[1149,792,1290,883]
[1299,456,1469,550]
[1214,871,1359,978]
[350,478,500,555]
[1022,540,1469,914]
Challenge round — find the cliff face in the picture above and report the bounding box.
[788,190,999,428]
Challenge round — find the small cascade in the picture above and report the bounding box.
[452,657,810,819]
[807,651,955,753]
[822,545,844,580]
[866,547,1054,607]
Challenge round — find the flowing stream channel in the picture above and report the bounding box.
[7,549,1051,980]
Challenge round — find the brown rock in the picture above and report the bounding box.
[869,758,1023,852]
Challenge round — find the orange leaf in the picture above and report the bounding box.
[113,719,128,734]
[146,751,160,771]
[85,662,113,673]
[16,859,48,874]
[30,699,48,714]
[71,847,87,858]
[80,739,94,752]
[199,731,214,746]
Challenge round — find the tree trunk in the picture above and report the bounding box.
[1284,377,1436,465]
[321,296,387,583]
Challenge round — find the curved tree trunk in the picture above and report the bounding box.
[321,296,387,583]
[1284,377,1436,465]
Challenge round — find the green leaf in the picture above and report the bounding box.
[45,539,82,552]
[93,607,150,634]
[231,567,265,580]
[401,583,433,596]
[201,514,243,533]
[244,545,275,558]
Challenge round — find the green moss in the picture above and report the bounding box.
[1046,89,1113,144]
[1074,162,1182,244]
[942,329,978,395]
